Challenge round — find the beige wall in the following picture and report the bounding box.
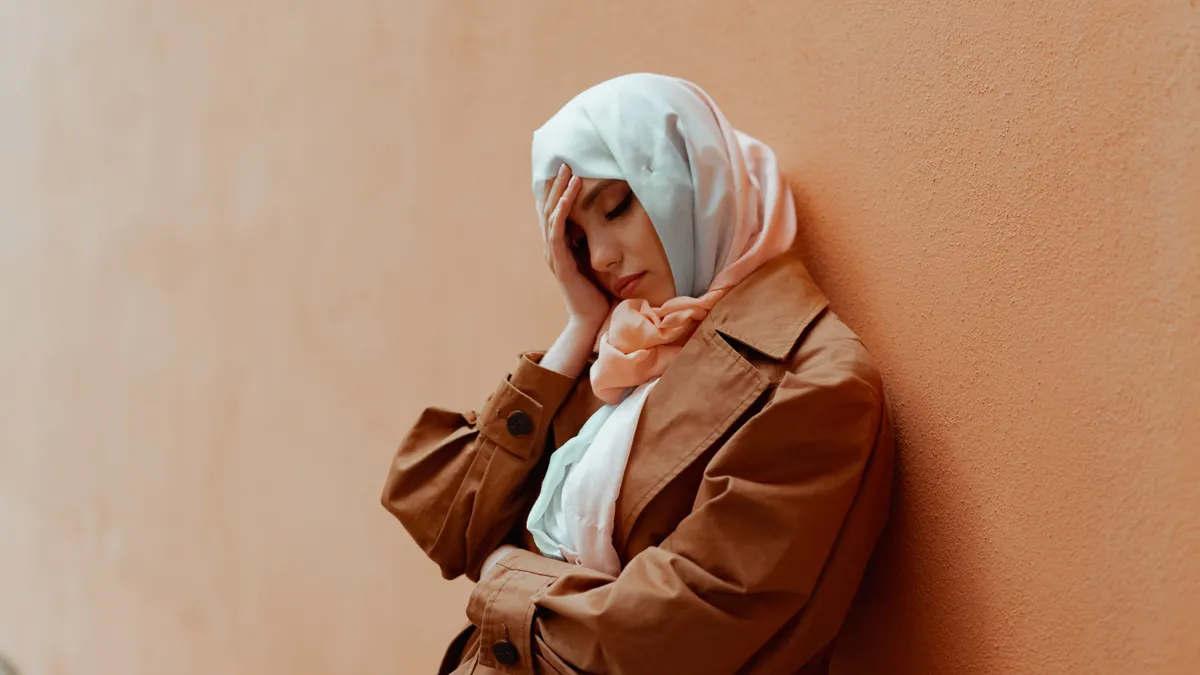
[1,1,1196,673]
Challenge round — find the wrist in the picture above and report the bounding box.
[565,316,604,340]
[541,319,603,379]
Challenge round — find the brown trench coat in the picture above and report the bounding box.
[382,252,896,674]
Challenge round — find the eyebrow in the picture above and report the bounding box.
[581,178,620,211]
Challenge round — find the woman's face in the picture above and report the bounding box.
[564,177,675,306]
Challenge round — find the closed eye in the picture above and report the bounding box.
[605,190,633,220]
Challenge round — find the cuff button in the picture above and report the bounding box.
[492,639,520,665]
[506,410,533,437]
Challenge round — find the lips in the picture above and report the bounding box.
[613,272,646,298]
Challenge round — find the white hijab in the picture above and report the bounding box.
[525,73,797,575]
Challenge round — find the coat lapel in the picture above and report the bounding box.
[612,321,769,553]
[612,253,831,554]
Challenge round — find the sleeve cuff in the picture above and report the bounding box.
[467,549,572,671]
[497,546,580,578]
[510,351,578,406]
[478,352,578,460]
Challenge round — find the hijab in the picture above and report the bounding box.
[525,73,797,575]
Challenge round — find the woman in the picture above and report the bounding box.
[382,73,895,675]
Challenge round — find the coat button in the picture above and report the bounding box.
[492,639,520,665]
[506,410,533,437]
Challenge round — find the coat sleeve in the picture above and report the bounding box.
[381,351,578,581]
[464,354,887,675]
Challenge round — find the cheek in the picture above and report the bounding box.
[635,218,669,274]
[653,275,676,303]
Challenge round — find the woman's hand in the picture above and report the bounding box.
[538,163,611,334]
[480,544,520,582]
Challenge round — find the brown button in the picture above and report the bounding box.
[492,639,519,665]
[506,410,533,437]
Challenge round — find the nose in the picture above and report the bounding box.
[588,237,621,273]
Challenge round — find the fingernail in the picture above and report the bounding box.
[558,163,567,177]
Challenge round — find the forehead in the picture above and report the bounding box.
[577,177,625,209]
[577,177,616,189]
[544,176,623,190]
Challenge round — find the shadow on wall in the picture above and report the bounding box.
[785,181,1000,674]
[0,653,20,675]
[829,449,999,673]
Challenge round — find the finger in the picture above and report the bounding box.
[545,162,572,203]
[557,175,581,227]
[544,180,565,224]
[537,196,550,245]
[547,199,564,269]
[551,177,577,237]
[540,172,565,244]
[541,174,560,219]
[540,164,564,205]
[542,164,570,221]
[538,193,552,244]
[551,196,574,249]
[547,179,579,270]
[551,176,581,240]
[540,173,558,209]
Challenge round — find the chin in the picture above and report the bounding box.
[641,283,675,307]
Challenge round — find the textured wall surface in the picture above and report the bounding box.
[1,1,1196,674]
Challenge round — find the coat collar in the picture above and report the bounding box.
[612,252,831,554]
[709,251,830,360]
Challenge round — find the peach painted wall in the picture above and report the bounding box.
[1,1,1196,674]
